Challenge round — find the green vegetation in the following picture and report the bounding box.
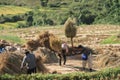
[0,0,40,7]
[0,5,31,15]
[0,21,26,29]
[101,35,120,44]
[0,35,25,44]
[0,22,18,29]
[0,0,119,29]
[0,1,119,79]
[1,67,120,80]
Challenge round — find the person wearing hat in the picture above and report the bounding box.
[21,49,36,74]
[78,45,93,72]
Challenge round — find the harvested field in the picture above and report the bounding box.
[0,25,120,74]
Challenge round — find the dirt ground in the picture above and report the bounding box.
[44,25,120,74]
[0,25,120,74]
[45,54,97,74]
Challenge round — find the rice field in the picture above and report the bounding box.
[0,5,31,15]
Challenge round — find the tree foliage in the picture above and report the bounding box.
[0,0,119,28]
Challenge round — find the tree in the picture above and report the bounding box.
[26,11,33,27]
[26,15,33,26]
[40,0,48,7]
[64,18,77,48]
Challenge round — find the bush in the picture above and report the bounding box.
[1,67,120,80]
[48,2,60,8]
[17,21,27,28]
[0,14,24,24]
[46,18,54,25]
[26,15,33,26]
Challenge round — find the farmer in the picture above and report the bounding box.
[21,49,36,74]
[78,45,93,72]
[59,41,68,66]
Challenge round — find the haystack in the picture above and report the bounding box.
[26,39,40,51]
[0,40,10,48]
[37,47,58,63]
[26,31,55,51]
[34,51,48,73]
[37,31,54,50]
[0,52,48,75]
[25,31,61,65]
[95,50,120,68]
[49,35,62,52]
[0,53,24,74]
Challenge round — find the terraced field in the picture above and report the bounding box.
[0,5,31,15]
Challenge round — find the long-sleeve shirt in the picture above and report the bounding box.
[21,53,36,69]
[81,47,93,56]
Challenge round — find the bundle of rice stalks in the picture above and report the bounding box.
[26,39,40,51]
[0,53,25,75]
[0,52,49,74]
[49,36,62,52]
[37,31,54,50]
[64,17,76,37]
[25,31,59,64]
[36,47,58,63]
[35,52,48,73]
[39,37,50,48]
[0,40,10,48]
[64,17,77,48]
[37,31,50,39]
[95,52,120,68]
[26,31,57,52]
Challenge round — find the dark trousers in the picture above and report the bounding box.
[58,49,66,66]
[27,67,36,74]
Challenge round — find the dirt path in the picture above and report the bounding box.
[45,54,97,74]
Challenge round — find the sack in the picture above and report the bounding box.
[81,53,88,60]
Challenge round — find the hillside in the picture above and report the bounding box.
[0,0,40,6]
[0,0,119,26]
[0,6,31,15]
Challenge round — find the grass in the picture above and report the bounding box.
[0,34,25,44]
[0,21,26,29]
[0,5,31,15]
[39,7,68,12]
[0,22,18,29]
[101,35,120,44]
[0,5,67,15]
[1,67,120,80]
